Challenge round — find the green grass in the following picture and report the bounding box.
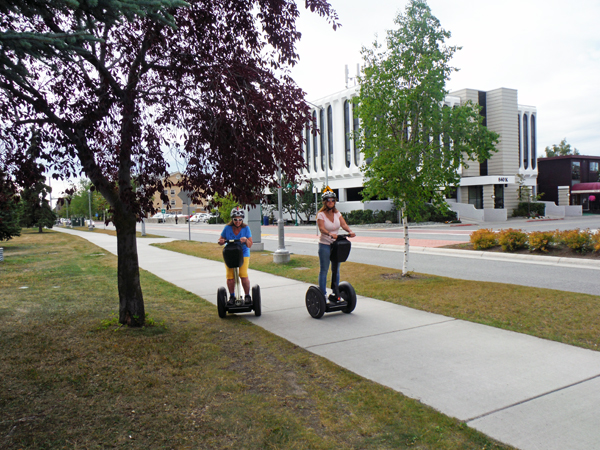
[155,240,600,352]
[0,230,513,449]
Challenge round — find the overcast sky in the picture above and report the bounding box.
[291,0,600,156]
[50,1,600,202]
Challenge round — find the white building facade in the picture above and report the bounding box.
[301,86,538,221]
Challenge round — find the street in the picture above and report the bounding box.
[102,214,600,297]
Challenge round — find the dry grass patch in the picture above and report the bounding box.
[156,241,600,352]
[0,230,512,449]
[67,226,163,238]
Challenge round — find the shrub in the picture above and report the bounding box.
[512,202,545,218]
[342,209,399,225]
[527,231,555,252]
[591,230,600,253]
[498,228,527,252]
[470,228,498,250]
[405,203,457,223]
[556,229,593,253]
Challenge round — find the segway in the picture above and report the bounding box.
[217,239,261,318]
[305,234,357,319]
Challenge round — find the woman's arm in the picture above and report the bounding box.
[339,216,356,237]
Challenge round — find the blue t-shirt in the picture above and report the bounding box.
[221,225,252,257]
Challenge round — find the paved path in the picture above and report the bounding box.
[56,228,600,450]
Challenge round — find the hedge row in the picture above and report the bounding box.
[341,204,458,226]
[470,228,600,253]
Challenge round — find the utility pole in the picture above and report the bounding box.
[88,189,94,230]
[273,167,290,263]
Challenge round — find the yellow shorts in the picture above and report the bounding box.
[225,257,250,279]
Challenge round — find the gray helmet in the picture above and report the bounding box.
[322,190,336,201]
[231,207,245,219]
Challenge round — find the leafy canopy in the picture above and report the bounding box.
[0,0,340,216]
[544,138,580,157]
[357,0,498,220]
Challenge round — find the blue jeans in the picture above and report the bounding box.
[318,243,340,295]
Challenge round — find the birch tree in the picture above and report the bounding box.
[357,0,498,275]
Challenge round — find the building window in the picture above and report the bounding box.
[494,185,504,209]
[312,111,318,172]
[517,114,521,168]
[572,161,581,184]
[327,105,333,170]
[163,189,168,195]
[305,126,311,173]
[523,114,529,169]
[344,100,351,168]
[590,161,599,182]
[353,102,360,167]
[531,115,537,169]
[468,186,483,209]
[320,108,326,172]
[171,189,175,195]
[170,200,176,206]
[346,187,363,202]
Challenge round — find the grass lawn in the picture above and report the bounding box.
[0,230,513,449]
[155,240,600,352]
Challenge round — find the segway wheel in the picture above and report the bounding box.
[217,287,228,319]
[339,281,357,314]
[305,286,326,319]
[252,285,261,317]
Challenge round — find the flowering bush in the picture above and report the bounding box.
[470,228,498,250]
[498,228,527,252]
[556,229,593,253]
[592,230,600,253]
[527,231,555,253]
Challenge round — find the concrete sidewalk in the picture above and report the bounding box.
[56,228,600,450]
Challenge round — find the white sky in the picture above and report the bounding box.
[50,0,600,203]
[291,0,600,156]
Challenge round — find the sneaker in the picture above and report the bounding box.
[328,293,339,303]
[244,294,252,305]
[228,294,235,306]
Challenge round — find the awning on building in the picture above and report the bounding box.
[571,182,600,194]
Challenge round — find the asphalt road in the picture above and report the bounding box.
[115,216,600,297]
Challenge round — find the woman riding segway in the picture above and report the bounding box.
[305,187,357,318]
[216,206,261,318]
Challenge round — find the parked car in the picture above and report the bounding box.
[190,213,209,223]
[152,212,167,223]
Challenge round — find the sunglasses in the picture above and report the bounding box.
[233,218,243,222]
[326,199,335,202]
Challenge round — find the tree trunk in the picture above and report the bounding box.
[114,213,145,326]
[402,205,409,277]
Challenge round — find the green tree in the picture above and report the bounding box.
[19,182,56,232]
[0,171,21,241]
[296,180,319,223]
[357,0,498,275]
[65,179,110,221]
[212,193,240,224]
[544,138,580,157]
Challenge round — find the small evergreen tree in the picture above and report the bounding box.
[0,171,21,241]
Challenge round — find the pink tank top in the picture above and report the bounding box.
[318,211,341,245]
